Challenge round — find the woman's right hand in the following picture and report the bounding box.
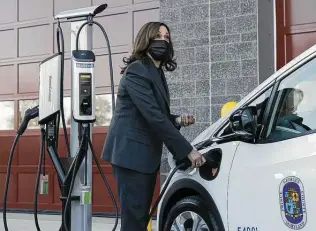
[187,149,206,168]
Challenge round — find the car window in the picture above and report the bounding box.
[217,86,273,138]
[265,58,316,142]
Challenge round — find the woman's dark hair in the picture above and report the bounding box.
[120,21,177,74]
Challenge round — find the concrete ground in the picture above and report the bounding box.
[0,213,157,231]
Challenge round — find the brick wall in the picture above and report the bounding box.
[159,0,259,183]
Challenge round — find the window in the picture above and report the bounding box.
[0,101,14,130]
[265,58,316,142]
[95,94,116,127]
[19,99,39,129]
[216,86,273,138]
[62,94,116,127]
[18,94,116,130]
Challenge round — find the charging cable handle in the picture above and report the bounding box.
[175,157,192,171]
[203,151,221,168]
[17,105,39,135]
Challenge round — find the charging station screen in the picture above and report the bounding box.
[80,73,91,79]
[79,73,91,97]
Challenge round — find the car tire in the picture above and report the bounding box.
[163,195,221,231]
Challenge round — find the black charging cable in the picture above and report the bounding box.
[2,134,20,231]
[3,106,39,231]
[56,21,71,157]
[145,158,191,227]
[34,126,46,231]
[87,138,118,231]
[75,17,116,112]
[62,125,88,231]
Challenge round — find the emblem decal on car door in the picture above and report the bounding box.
[279,176,307,230]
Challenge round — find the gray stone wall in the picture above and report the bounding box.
[209,0,258,122]
[159,0,259,183]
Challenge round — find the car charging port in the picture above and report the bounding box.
[199,148,222,181]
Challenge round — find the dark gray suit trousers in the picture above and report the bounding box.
[112,164,157,231]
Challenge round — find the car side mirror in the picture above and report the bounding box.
[229,106,257,141]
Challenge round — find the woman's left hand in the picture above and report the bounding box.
[179,114,195,127]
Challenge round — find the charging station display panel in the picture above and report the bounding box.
[80,73,91,78]
[79,73,92,115]
[80,73,91,95]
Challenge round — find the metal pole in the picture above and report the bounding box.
[54,5,107,231]
[70,20,93,231]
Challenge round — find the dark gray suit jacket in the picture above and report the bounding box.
[101,58,193,174]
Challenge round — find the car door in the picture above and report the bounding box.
[193,81,274,230]
[228,56,316,231]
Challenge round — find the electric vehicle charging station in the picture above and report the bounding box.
[3,4,119,231]
[58,9,96,230]
[52,5,114,231]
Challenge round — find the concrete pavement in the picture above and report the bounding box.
[0,213,157,231]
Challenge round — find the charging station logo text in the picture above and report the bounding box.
[48,75,52,102]
[76,63,94,68]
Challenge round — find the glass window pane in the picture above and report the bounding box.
[17,94,116,130]
[19,99,39,129]
[0,101,14,130]
[58,95,116,128]
[265,58,316,141]
[95,94,116,127]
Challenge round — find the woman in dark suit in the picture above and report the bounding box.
[101,21,206,231]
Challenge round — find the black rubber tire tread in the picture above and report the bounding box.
[163,195,221,231]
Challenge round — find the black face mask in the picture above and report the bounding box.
[148,40,170,62]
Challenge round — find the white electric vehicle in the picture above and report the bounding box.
[156,44,316,231]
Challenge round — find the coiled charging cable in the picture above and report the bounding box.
[3,106,39,231]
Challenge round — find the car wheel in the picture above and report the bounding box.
[163,196,221,231]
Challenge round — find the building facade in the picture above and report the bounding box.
[0,0,314,215]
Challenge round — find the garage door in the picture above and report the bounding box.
[0,0,160,214]
[276,0,316,69]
